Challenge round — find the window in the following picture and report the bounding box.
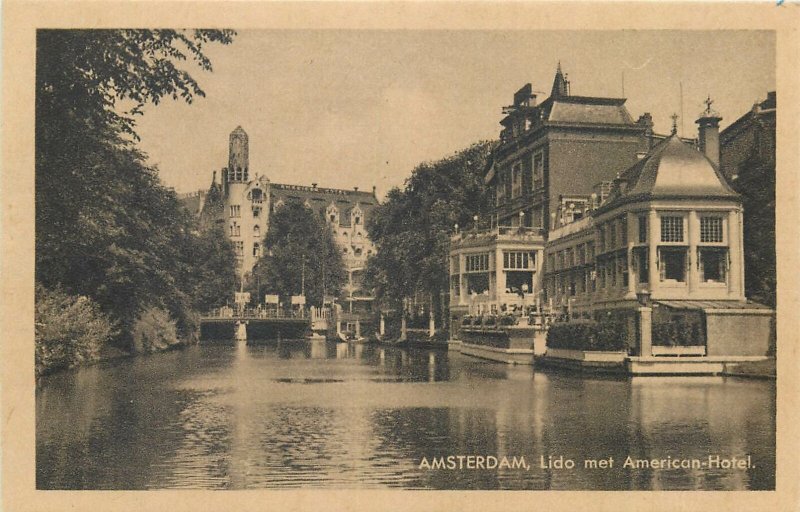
[610,259,617,286]
[466,254,490,272]
[354,247,363,257]
[699,247,727,283]
[234,241,244,257]
[229,205,241,218]
[533,152,544,189]
[638,215,647,243]
[253,242,260,257]
[251,188,263,203]
[511,162,523,198]
[660,247,686,282]
[598,225,606,253]
[635,247,649,284]
[660,216,684,242]
[230,222,240,237]
[700,217,724,243]
[503,251,536,270]
[608,220,616,248]
[253,225,260,237]
[253,206,261,217]
[621,258,628,287]
[620,217,628,246]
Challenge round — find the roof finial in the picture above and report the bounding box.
[670,113,679,135]
[700,95,720,118]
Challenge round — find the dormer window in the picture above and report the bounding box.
[326,203,340,225]
[351,205,363,226]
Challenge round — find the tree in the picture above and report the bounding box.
[35,29,236,348]
[248,202,346,308]
[364,140,496,329]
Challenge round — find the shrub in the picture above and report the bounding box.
[131,307,181,353]
[482,314,497,327]
[593,320,626,351]
[652,318,704,347]
[35,285,115,378]
[462,315,473,326]
[498,314,518,326]
[546,320,625,352]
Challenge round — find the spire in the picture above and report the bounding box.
[550,61,569,98]
[670,113,679,135]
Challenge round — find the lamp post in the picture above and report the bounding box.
[636,288,653,357]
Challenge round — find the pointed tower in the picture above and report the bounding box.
[550,62,570,98]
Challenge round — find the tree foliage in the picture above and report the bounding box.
[35,285,115,377]
[364,141,496,317]
[35,29,236,350]
[248,202,346,308]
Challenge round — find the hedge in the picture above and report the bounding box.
[546,320,626,352]
[652,319,704,347]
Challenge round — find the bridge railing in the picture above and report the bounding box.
[203,307,308,320]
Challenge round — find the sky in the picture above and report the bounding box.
[132,30,775,198]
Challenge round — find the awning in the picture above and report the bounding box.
[655,300,772,311]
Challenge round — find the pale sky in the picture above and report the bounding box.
[133,30,775,197]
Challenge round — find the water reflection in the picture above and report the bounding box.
[36,342,775,490]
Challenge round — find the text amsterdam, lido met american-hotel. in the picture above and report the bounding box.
[448,65,774,373]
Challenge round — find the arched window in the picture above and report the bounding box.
[254,225,260,237]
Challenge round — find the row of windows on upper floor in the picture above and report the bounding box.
[495,152,545,206]
[550,214,726,272]
[452,251,538,274]
[228,202,365,227]
[544,245,730,299]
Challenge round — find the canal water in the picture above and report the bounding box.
[36,340,775,490]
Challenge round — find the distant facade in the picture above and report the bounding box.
[183,127,378,311]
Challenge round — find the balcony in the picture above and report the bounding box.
[451,225,545,249]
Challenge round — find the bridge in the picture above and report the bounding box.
[200,307,312,341]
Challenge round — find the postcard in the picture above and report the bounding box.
[2,1,799,511]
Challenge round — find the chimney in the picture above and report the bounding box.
[696,96,722,167]
[372,185,377,196]
[312,182,317,189]
[354,186,359,192]
[637,112,655,149]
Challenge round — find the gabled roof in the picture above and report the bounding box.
[601,135,738,210]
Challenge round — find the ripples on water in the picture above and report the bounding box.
[36,340,775,490]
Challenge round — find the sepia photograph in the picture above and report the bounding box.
[3,2,800,511]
